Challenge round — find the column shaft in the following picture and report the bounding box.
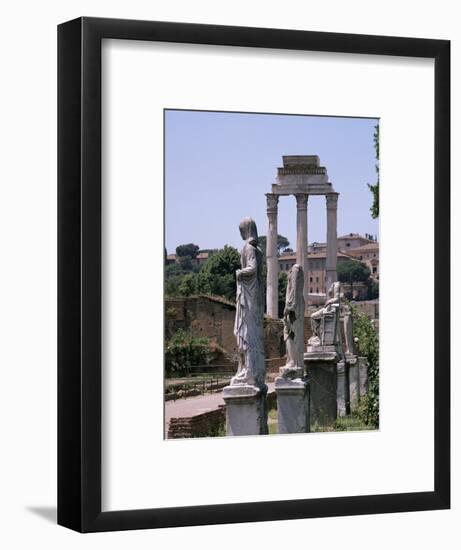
[295,194,309,307]
[266,194,279,318]
[326,193,338,291]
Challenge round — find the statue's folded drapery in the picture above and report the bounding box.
[232,218,265,388]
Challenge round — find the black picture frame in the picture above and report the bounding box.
[58,16,450,533]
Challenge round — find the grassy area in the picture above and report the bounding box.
[311,412,373,432]
[268,407,278,435]
[268,408,373,434]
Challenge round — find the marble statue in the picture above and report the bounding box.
[280,264,305,378]
[341,302,356,357]
[309,281,341,347]
[231,217,265,389]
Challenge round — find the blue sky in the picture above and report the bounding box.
[165,110,379,254]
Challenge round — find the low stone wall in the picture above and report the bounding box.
[167,406,226,439]
[167,389,277,439]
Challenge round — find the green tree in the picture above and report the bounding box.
[367,279,379,300]
[176,243,200,259]
[165,263,183,278]
[277,271,288,317]
[368,123,379,219]
[177,273,197,296]
[258,234,290,256]
[177,255,193,271]
[196,245,241,301]
[337,260,371,299]
[337,260,371,283]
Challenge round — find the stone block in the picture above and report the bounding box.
[223,384,268,436]
[275,377,310,434]
[305,352,338,429]
[349,362,360,409]
[336,361,350,417]
[358,357,369,397]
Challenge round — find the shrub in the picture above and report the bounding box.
[165,330,221,377]
[351,304,379,428]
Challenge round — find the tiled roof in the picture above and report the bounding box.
[347,243,380,252]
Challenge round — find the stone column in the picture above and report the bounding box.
[325,193,338,291]
[295,194,309,307]
[266,193,279,318]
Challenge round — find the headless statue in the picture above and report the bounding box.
[280,264,305,379]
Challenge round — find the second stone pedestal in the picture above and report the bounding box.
[305,347,338,430]
[336,360,350,417]
[275,377,310,434]
[358,356,369,398]
[223,384,268,436]
[348,358,360,410]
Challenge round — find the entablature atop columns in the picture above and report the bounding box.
[271,154,337,196]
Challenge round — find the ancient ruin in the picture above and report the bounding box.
[223,218,268,436]
[266,155,339,318]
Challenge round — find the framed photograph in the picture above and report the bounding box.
[58,17,450,532]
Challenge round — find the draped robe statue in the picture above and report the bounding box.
[280,264,305,378]
[231,218,265,389]
[309,281,341,347]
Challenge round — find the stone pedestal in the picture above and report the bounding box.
[336,361,350,417]
[358,356,369,398]
[223,384,268,436]
[275,376,310,434]
[304,347,338,429]
[349,359,360,410]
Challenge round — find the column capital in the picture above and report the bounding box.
[295,193,308,210]
[326,193,339,209]
[266,193,279,214]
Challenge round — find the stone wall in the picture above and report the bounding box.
[165,295,285,360]
[353,299,379,321]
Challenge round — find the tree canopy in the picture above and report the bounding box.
[367,123,379,219]
[258,234,290,256]
[337,260,371,283]
[175,243,200,258]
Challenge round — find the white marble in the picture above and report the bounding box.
[325,193,338,291]
[280,264,305,379]
[336,361,350,417]
[309,281,341,348]
[295,194,309,307]
[358,356,369,397]
[265,194,279,319]
[231,218,266,389]
[275,377,310,433]
[223,384,268,436]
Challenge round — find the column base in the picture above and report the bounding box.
[275,377,310,433]
[223,384,268,436]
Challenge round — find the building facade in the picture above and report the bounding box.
[279,232,380,294]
